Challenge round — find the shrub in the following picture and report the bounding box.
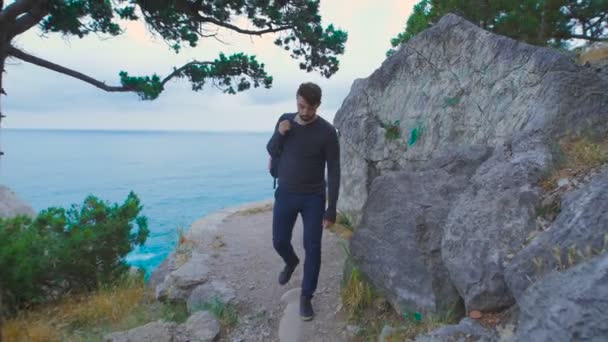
[0,192,149,315]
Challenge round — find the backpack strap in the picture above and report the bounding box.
[271,112,297,189]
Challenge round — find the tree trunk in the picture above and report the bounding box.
[1,51,5,124]
[0,32,5,342]
[0,40,6,160]
[0,54,3,342]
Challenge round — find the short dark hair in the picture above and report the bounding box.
[296,82,322,106]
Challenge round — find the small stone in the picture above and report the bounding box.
[346,325,361,335]
[557,178,570,188]
[379,325,397,342]
[177,311,220,342]
[470,310,483,319]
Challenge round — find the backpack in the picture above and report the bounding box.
[268,113,296,188]
[269,155,279,189]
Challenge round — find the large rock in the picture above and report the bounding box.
[175,311,221,342]
[415,318,496,342]
[515,253,608,341]
[187,280,237,313]
[505,166,608,301]
[148,257,175,293]
[156,251,210,301]
[0,185,35,218]
[337,13,608,313]
[104,311,221,342]
[351,146,490,314]
[104,321,177,342]
[442,135,549,311]
[334,13,608,227]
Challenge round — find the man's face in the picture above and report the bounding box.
[297,95,319,122]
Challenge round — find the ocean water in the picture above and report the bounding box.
[0,129,275,276]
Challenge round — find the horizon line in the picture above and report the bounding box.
[1,127,274,134]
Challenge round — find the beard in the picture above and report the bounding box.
[299,113,316,122]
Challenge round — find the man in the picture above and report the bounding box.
[266,82,340,321]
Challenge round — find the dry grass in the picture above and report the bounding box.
[2,320,61,342]
[336,212,354,230]
[341,260,458,341]
[533,236,608,275]
[540,136,608,191]
[579,44,608,64]
[350,305,458,341]
[194,298,239,333]
[342,266,374,320]
[235,203,273,216]
[329,212,355,239]
[173,226,197,267]
[1,273,184,342]
[329,223,354,240]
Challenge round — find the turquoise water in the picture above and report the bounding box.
[0,129,274,275]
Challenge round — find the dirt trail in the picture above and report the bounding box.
[192,200,350,341]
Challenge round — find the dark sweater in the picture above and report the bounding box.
[266,113,340,222]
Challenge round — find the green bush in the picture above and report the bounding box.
[0,192,149,315]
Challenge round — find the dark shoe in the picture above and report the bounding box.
[278,260,299,285]
[300,295,314,321]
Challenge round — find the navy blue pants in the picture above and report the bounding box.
[272,186,325,298]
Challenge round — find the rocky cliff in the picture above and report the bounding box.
[336,13,608,341]
[0,185,35,218]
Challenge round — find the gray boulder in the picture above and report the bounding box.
[104,321,177,342]
[175,311,221,342]
[351,146,490,314]
[338,13,608,314]
[334,14,608,228]
[0,185,35,218]
[104,311,221,342]
[515,253,608,341]
[148,257,175,293]
[156,251,210,301]
[442,136,549,311]
[506,167,608,300]
[187,280,237,313]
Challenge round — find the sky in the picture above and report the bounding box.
[4,1,416,132]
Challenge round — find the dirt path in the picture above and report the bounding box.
[192,200,350,341]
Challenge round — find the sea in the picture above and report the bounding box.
[0,129,275,277]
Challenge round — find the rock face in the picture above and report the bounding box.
[0,185,35,218]
[515,254,608,341]
[351,146,490,314]
[338,13,608,314]
[335,13,608,227]
[505,166,608,301]
[441,135,548,310]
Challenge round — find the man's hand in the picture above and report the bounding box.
[278,120,291,135]
[323,219,334,229]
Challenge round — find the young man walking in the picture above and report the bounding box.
[266,82,340,321]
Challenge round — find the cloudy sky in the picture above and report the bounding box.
[4,1,416,132]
